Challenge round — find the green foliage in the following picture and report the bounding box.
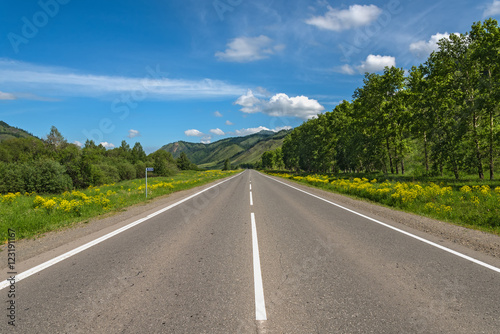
[150,150,178,176]
[177,152,197,170]
[280,19,500,180]
[222,158,231,171]
[0,124,178,194]
[0,160,72,193]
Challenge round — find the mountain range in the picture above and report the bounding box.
[160,129,291,169]
[0,120,290,169]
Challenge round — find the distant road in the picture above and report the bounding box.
[3,170,500,333]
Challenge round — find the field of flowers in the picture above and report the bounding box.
[267,172,500,234]
[0,170,239,242]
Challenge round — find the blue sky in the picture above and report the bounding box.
[1,0,499,153]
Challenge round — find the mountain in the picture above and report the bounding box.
[160,129,291,168]
[0,121,37,142]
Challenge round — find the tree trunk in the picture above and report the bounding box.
[488,69,494,180]
[490,108,494,180]
[453,159,459,180]
[386,138,394,174]
[472,111,484,180]
[424,132,429,172]
[401,159,405,175]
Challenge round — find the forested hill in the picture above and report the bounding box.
[0,121,37,142]
[160,129,291,168]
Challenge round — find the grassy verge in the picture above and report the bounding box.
[0,170,240,242]
[265,171,500,236]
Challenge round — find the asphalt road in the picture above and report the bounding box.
[2,170,500,333]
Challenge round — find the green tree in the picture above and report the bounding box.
[223,158,231,171]
[131,142,147,163]
[177,152,193,170]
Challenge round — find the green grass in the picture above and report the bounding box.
[0,170,241,242]
[265,170,500,236]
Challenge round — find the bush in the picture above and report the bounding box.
[135,161,146,178]
[96,164,120,184]
[117,162,136,180]
[0,160,72,193]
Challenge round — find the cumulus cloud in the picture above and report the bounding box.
[409,33,459,58]
[306,4,382,31]
[231,125,292,137]
[210,128,225,136]
[184,129,204,137]
[336,55,396,75]
[214,111,223,117]
[484,0,500,17]
[73,140,83,147]
[357,55,396,73]
[100,142,115,149]
[234,90,324,120]
[0,91,16,100]
[225,120,234,126]
[215,35,285,62]
[127,129,140,138]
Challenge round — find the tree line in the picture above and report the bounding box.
[0,126,198,193]
[262,19,500,180]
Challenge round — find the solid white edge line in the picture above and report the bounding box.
[250,191,253,206]
[0,171,245,291]
[260,172,500,274]
[251,212,267,321]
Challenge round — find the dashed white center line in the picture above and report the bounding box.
[251,212,267,321]
[250,184,252,190]
[250,191,253,206]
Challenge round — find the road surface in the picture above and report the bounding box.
[2,170,500,333]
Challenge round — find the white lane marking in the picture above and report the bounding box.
[0,172,245,291]
[261,173,500,274]
[250,184,252,190]
[250,191,253,206]
[251,212,267,321]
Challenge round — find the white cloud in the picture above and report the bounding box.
[336,64,356,75]
[201,136,212,144]
[214,111,223,117]
[210,128,225,135]
[231,125,292,137]
[0,91,16,100]
[234,89,262,113]
[234,90,324,120]
[215,35,285,62]
[484,0,500,17]
[100,142,115,149]
[409,33,458,58]
[357,55,396,73]
[73,140,83,147]
[184,129,204,137]
[0,59,245,100]
[306,4,382,31]
[225,120,234,126]
[127,129,140,138]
